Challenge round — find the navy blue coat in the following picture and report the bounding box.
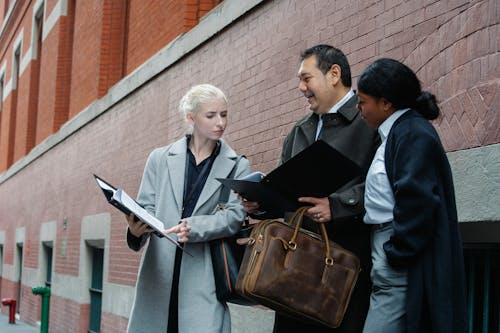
[383,110,467,333]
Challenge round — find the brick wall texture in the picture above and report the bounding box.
[0,0,498,331]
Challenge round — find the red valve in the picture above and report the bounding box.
[1,298,16,324]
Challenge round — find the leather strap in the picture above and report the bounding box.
[288,206,334,266]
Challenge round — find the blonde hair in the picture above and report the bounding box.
[179,84,228,118]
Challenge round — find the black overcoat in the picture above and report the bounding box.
[274,95,380,333]
[383,110,467,333]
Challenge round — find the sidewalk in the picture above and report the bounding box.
[0,313,38,333]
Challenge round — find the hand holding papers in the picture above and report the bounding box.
[94,175,190,255]
[217,140,361,214]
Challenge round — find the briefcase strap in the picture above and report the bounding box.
[288,207,334,266]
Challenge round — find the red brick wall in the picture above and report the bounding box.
[125,0,184,74]
[6,87,17,165]
[0,0,30,62]
[0,0,498,331]
[19,285,40,325]
[36,0,88,144]
[26,51,41,155]
[51,0,75,134]
[98,0,127,98]
[0,279,17,305]
[0,0,223,171]
[36,7,63,146]
[67,0,102,118]
[45,0,58,17]
[0,1,7,26]
[0,6,30,170]
[0,94,14,170]
[13,64,30,162]
[125,0,223,74]
[101,312,129,333]
[49,295,90,333]
[184,0,222,31]
[420,1,499,150]
[23,238,39,270]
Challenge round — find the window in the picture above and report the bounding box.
[16,243,23,313]
[81,214,109,332]
[0,244,3,292]
[42,242,53,287]
[464,245,500,333]
[7,46,21,166]
[33,3,44,59]
[88,246,104,333]
[12,46,20,89]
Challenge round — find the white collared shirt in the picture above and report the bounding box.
[315,89,355,140]
[364,109,410,224]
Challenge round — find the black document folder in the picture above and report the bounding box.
[94,174,190,255]
[217,140,361,214]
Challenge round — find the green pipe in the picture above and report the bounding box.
[32,286,50,333]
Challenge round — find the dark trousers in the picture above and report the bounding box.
[167,247,183,333]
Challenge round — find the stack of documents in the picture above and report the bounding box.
[94,175,188,254]
[217,140,360,214]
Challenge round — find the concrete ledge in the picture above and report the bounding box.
[448,143,500,223]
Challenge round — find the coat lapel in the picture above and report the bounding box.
[192,142,237,214]
[337,95,359,122]
[294,113,318,155]
[165,137,188,213]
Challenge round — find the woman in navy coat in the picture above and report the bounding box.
[356,58,467,333]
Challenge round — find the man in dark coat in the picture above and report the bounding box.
[242,44,379,332]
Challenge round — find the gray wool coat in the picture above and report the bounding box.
[126,137,250,333]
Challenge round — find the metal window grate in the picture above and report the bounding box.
[464,245,500,333]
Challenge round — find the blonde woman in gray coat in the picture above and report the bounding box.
[125,84,250,333]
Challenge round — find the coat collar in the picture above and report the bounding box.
[164,137,238,214]
[325,94,359,122]
[295,94,360,145]
[194,142,237,213]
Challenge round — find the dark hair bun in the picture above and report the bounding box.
[416,91,440,120]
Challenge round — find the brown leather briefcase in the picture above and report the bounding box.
[235,207,360,328]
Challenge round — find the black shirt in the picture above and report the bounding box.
[181,136,221,218]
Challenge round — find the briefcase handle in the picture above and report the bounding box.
[288,207,334,266]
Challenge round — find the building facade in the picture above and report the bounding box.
[0,0,498,332]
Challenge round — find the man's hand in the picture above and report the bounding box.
[238,195,262,214]
[164,220,191,243]
[126,213,153,238]
[298,197,331,223]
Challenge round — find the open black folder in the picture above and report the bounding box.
[217,140,361,214]
[93,174,190,255]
